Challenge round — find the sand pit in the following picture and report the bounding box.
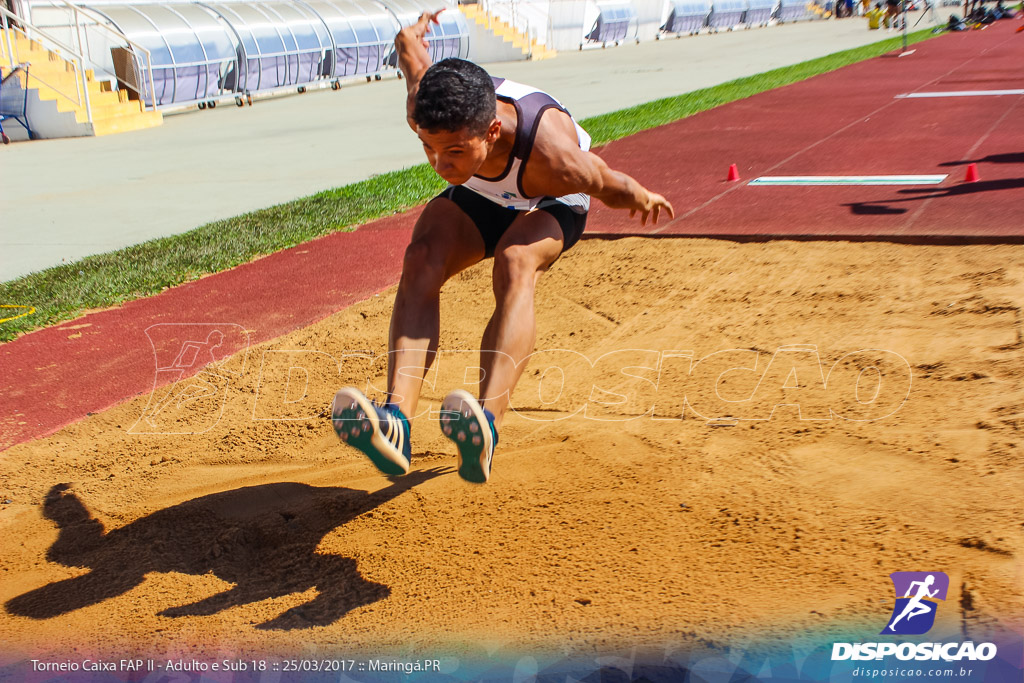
[1,237,1022,672]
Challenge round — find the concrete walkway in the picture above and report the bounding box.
[0,18,929,282]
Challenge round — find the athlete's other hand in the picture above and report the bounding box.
[630,192,675,226]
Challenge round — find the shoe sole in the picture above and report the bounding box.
[440,389,493,484]
[331,387,410,476]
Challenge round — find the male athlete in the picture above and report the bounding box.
[332,10,673,483]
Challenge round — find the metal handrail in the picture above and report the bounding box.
[31,0,157,111]
[2,11,14,65]
[1,5,92,122]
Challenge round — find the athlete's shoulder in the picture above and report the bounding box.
[493,77,550,101]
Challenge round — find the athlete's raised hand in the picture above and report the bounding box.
[411,9,445,49]
[396,8,446,128]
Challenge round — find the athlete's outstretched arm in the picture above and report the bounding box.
[524,111,675,226]
[395,9,443,131]
[587,152,674,226]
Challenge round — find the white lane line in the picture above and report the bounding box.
[748,175,948,186]
[896,89,1024,99]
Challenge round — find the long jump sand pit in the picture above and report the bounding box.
[1,237,1022,674]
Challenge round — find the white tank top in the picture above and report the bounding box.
[462,78,592,212]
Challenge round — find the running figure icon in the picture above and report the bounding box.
[882,571,949,635]
[888,574,940,632]
[130,323,250,435]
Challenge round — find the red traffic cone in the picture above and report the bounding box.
[727,163,740,182]
[964,163,980,182]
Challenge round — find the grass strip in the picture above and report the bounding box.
[0,27,937,343]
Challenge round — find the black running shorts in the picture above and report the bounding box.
[437,185,588,259]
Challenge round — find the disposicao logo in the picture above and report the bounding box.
[831,570,998,663]
[881,571,949,635]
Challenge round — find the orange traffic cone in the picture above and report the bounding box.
[727,164,740,182]
[964,163,980,182]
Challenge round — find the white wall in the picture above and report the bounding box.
[3,78,92,140]
[466,18,531,63]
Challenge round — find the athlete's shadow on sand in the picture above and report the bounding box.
[846,177,1024,215]
[5,468,447,630]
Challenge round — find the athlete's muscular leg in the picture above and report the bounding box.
[388,197,485,419]
[479,211,564,427]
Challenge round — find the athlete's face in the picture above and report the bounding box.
[417,121,500,185]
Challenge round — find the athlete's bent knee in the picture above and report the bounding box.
[492,244,542,296]
[401,240,447,293]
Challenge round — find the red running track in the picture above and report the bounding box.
[590,20,1024,238]
[2,21,1022,451]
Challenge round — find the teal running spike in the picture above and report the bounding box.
[332,387,411,476]
[439,390,498,483]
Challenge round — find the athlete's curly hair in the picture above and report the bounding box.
[413,58,496,136]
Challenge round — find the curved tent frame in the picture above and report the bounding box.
[71,0,468,108]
